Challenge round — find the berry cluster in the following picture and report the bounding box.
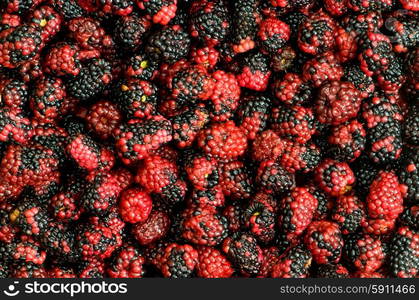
[0,0,417,278]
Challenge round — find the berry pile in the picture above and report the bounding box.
[0,0,417,278]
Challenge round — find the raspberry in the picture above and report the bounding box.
[160,243,198,278]
[316,81,362,125]
[114,116,172,164]
[181,205,228,246]
[107,246,145,278]
[252,130,285,162]
[196,246,234,278]
[119,188,152,224]
[136,0,177,25]
[304,221,343,264]
[258,17,290,55]
[366,171,404,220]
[343,233,387,273]
[272,73,312,106]
[132,210,170,245]
[298,10,336,55]
[270,105,316,144]
[389,226,419,278]
[222,232,263,276]
[256,160,295,195]
[332,195,366,234]
[198,121,247,160]
[315,159,355,197]
[271,245,312,278]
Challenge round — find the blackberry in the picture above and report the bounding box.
[234,51,271,92]
[316,264,349,278]
[389,226,419,278]
[146,25,191,64]
[40,222,79,263]
[328,120,367,162]
[124,52,158,81]
[171,105,209,148]
[3,0,44,15]
[113,79,158,119]
[399,206,419,231]
[271,245,312,278]
[258,17,290,55]
[189,0,230,46]
[383,11,418,53]
[100,0,135,16]
[243,199,276,244]
[182,150,220,190]
[160,243,198,278]
[403,105,419,146]
[51,0,86,19]
[114,116,172,164]
[367,120,403,165]
[196,246,234,278]
[114,14,151,51]
[342,64,375,99]
[256,160,295,195]
[107,245,145,278]
[283,11,307,41]
[9,199,49,237]
[298,10,336,55]
[137,0,177,25]
[398,146,418,205]
[67,59,113,101]
[231,0,259,54]
[315,159,355,197]
[270,105,316,144]
[222,232,262,276]
[377,57,406,93]
[304,221,343,264]
[0,76,28,111]
[0,25,43,68]
[279,141,321,174]
[219,160,254,200]
[236,94,271,140]
[331,195,366,234]
[272,73,312,106]
[362,93,403,129]
[181,205,228,246]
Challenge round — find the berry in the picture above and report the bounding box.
[279,141,321,174]
[304,221,343,264]
[114,14,151,51]
[256,160,295,195]
[366,171,404,220]
[328,120,366,162]
[389,226,419,278]
[343,233,387,273]
[119,188,152,224]
[342,64,375,99]
[137,0,177,25]
[271,245,312,278]
[197,121,247,160]
[358,31,393,76]
[302,51,343,88]
[236,94,271,140]
[132,210,170,245]
[183,151,219,190]
[160,243,198,278]
[222,232,263,276]
[315,159,355,197]
[86,100,122,140]
[196,246,234,278]
[332,195,366,234]
[252,130,284,162]
[258,17,290,55]
[219,160,253,200]
[107,246,145,278]
[231,0,259,54]
[316,81,362,125]
[235,52,272,92]
[243,197,276,244]
[272,73,312,106]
